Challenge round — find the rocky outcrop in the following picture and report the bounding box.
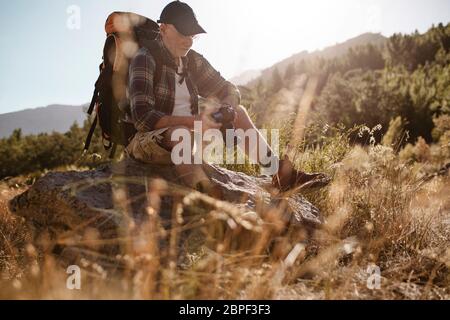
[9,159,322,267]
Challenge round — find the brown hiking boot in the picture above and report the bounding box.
[272,157,330,192]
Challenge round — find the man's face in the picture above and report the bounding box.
[160,24,196,58]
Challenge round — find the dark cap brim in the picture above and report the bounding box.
[173,20,206,36]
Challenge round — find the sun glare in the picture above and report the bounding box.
[191,0,365,77]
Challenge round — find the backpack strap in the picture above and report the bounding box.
[87,88,98,116]
[83,61,112,152]
[87,63,105,115]
[84,114,98,152]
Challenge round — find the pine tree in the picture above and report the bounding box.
[270,67,283,94]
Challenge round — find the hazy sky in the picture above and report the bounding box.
[0,0,449,114]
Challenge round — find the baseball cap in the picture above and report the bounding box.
[157,1,206,36]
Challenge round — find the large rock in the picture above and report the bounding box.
[9,159,322,267]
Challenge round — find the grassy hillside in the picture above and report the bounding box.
[243,23,450,148]
[0,123,448,299]
[247,32,387,88]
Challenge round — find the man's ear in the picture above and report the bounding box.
[159,23,167,34]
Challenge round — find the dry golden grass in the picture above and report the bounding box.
[0,134,448,300]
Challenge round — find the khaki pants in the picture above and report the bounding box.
[125,129,173,165]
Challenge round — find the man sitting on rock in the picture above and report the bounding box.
[125,1,329,198]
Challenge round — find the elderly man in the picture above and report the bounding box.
[125,1,328,198]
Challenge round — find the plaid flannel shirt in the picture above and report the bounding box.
[128,37,241,132]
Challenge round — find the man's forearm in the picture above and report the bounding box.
[153,115,197,130]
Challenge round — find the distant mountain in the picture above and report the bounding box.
[248,32,387,87]
[0,104,88,138]
[229,69,262,86]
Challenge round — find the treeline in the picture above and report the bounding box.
[0,121,108,179]
[252,23,450,146]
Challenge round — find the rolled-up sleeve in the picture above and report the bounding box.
[191,51,241,106]
[128,49,165,132]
